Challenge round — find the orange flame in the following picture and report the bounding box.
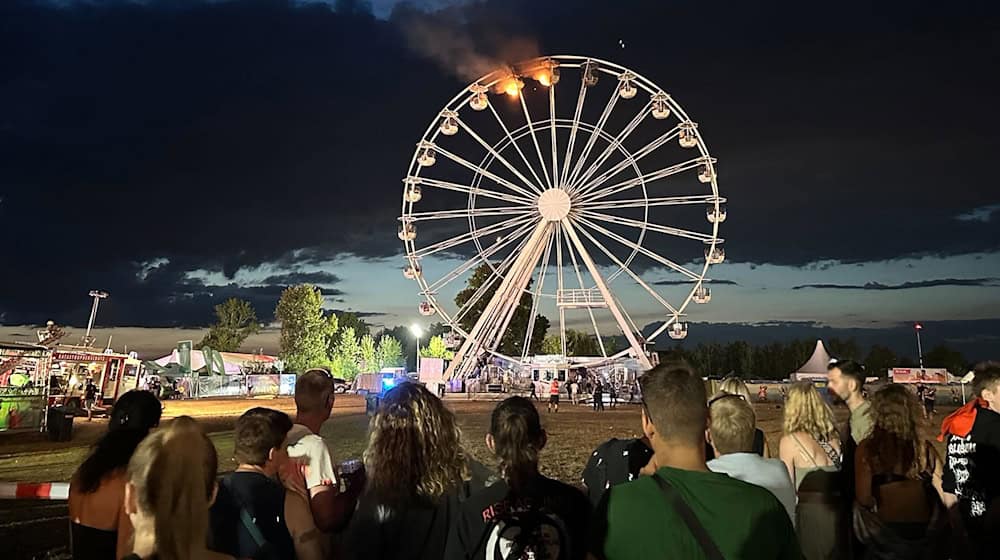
[535,71,552,87]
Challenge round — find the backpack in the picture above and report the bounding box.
[483,507,571,560]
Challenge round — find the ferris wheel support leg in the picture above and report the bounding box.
[444,222,552,381]
[560,219,653,371]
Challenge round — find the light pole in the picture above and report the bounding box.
[410,324,423,374]
[914,322,925,368]
[83,290,109,347]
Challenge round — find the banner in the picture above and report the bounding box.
[178,341,192,374]
[891,368,948,384]
[202,348,225,376]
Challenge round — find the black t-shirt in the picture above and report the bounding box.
[444,476,592,560]
[345,491,460,560]
[943,405,1000,539]
[581,438,654,507]
[209,471,296,560]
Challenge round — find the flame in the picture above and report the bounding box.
[535,71,552,87]
[503,78,523,97]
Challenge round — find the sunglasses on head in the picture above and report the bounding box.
[708,393,746,407]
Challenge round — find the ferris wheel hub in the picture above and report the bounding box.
[537,188,572,221]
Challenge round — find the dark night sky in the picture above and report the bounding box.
[1,0,998,358]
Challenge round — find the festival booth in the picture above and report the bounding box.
[149,349,291,398]
[0,342,52,433]
[49,347,143,408]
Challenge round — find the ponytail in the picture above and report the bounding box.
[490,397,544,491]
[127,416,217,560]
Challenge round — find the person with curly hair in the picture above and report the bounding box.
[345,382,492,560]
[854,384,947,558]
[779,381,844,560]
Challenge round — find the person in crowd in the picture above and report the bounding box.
[581,436,654,506]
[566,377,574,405]
[286,369,364,534]
[571,378,581,405]
[593,381,604,412]
[923,384,937,418]
[345,382,489,559]
[710,376,772,458]
[84,378,99,421]
[445,396,591,559]
[548,377,560,413]
[529,380,539,401]
[589,362,800,559]
[609,382,618,409]
[69,389,162,560]
[827,359,873,556]
[940,361,1000,559]
[854,384,948,559]
[779,381,844,560]
[210,408,300,560]
[707,394,797,526]
[122,416,231,560]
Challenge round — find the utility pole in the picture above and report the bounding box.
[83,290,109,347]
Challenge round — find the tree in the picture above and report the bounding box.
[924,344,967,377]
[864,344,898,379]
[454,264,549,356]
[275,284,331,373]
[359,334,378,372]
[328,326,362,380]
[420,335,455,360]
[322,313,340,359]
[198,298,259,352]
[541,334,562,355]
[376,336,404,369]
[565,329,600,357]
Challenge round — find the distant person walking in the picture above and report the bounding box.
[85,379,99,421]
[593,382,605,412]
[548,378,560,413]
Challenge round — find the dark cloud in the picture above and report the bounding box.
[1,0,998,326]
[792,278,1000,291]
[652,279,739,286]
[260,272,342,286]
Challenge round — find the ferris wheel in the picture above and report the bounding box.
[398,55,727,379]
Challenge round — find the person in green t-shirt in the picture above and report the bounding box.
[589,362,802,560]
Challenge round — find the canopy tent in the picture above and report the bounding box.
[791,340,833,381]
[152,350,277,375]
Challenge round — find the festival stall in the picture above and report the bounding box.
[49,347,143,407]
[0,342,52,433]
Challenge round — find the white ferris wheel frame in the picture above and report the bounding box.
[399,55,726,379]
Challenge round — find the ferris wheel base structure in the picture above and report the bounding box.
[399,55,727,382]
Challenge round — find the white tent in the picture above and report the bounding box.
[153,349,278,375]
[791,340,833,381]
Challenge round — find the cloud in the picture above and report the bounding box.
[792,278,1000,291]
[652,279,739,286]
[260,272,342,286]
[955,204,1000,223]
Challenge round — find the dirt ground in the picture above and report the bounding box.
[0,394,959,559]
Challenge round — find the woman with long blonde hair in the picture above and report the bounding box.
[122,416,231,560]
[779,381,844,560]
[345,382,481,560]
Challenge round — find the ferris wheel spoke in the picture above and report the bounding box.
[425,219,536,294]
[548,84,560,193]
[411,176,531,205]
[555,223,567,355]
[561,219,652,369]
[413,214,536,259]
[576,215,702,281]
[518,94,554,191]
[573,222,680,315]
[452,228,535,323]
[580,210,718,244]
[569,100,651,192]
[578,194,724,211]
[487,103,546,194]
[456,117,545,199]
[433,145,539,201]
[521,228,554,361]
[560,76,589,187]
[574,127,683,198]
[406,206,534,222]
[565,88,620,189]
[561,224,607,358]
[578,156,705,203]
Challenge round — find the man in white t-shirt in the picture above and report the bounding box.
[707,394,797,526]
[286,369,364,533]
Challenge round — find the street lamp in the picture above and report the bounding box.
[83,290,109,347]
[914,322,925,368]
[410,324,423,373]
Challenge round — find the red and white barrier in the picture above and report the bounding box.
[0,482,70,500]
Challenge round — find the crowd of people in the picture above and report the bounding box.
[63,360,1000,559]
